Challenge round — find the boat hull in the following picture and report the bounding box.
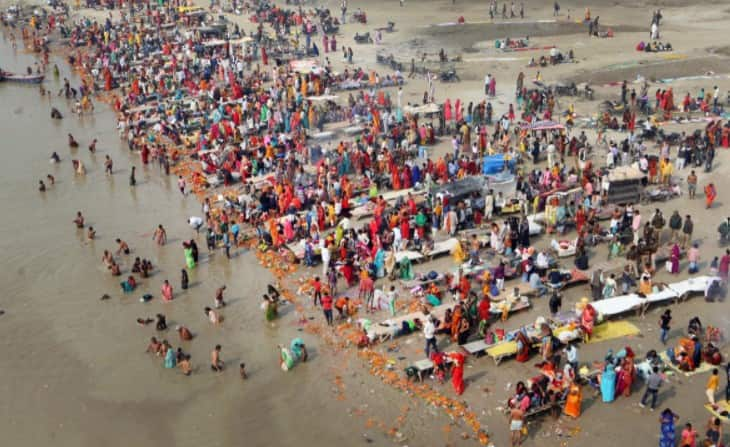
[0,74,45,84]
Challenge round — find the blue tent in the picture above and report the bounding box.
[482,154,505,175]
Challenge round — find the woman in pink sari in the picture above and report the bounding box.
[283,218,295,242]
[670,243,681,274]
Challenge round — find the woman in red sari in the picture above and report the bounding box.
[616,355,636,397]
[448,352,466,395]
[515,330,531,362]
[575,205,586,233]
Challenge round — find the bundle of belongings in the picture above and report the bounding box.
[496,37,529,50]
[636,41,673,52]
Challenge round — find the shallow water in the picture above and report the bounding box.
[0,36,366,447]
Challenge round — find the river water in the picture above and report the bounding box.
[0,35,367,447]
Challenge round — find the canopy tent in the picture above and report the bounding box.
[520,120,565,131]
[289,59,322,74]
[403,103,440,115]
[306,94,339,102]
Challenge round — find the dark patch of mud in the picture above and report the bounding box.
[425,21,645,43]
[711,46,730,58]
[567,56,730,84]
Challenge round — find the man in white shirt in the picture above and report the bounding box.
[424,317,437,357]
[188,216,204,233]
[564,343,578,376]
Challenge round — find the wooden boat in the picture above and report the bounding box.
[0,71,45,84]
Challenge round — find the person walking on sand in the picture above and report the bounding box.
[687,170,697,199]
[705,183,717,209]
[129,166,136,186]
[178,175,186,195]
[104,155,113,175]
[659,309,671,345]
[509,406,525,446]
[211,345,224,372]
[707,368,720,406]
[424,316,438,357]
[640,366,664,410]
[321,292,334,326]
[682,215,693,249]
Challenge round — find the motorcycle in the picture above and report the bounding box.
[440,69,460,82]
[354,32,373,44]
[582,84,594,101]
[375,21,395,33]
[350,10,367,24]
[322,23,339,34]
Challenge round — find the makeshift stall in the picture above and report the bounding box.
[605,165,646,205]
[520,120,566,132]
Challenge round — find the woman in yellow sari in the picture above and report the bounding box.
[452,240,465,265]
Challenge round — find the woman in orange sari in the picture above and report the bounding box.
[705,183,717,209]
[563,382,582,418]
[450,306,463,342]
[268,217,280,247]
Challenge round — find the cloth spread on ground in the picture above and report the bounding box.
[659,351,716,377]
[586,321,640,344]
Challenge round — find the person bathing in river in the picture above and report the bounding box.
[68,133,78,148]
[153,225,167,245]
[73,211,84,228]
[115,238,130,255]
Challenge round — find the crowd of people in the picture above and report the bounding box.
[12,0,730,444]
